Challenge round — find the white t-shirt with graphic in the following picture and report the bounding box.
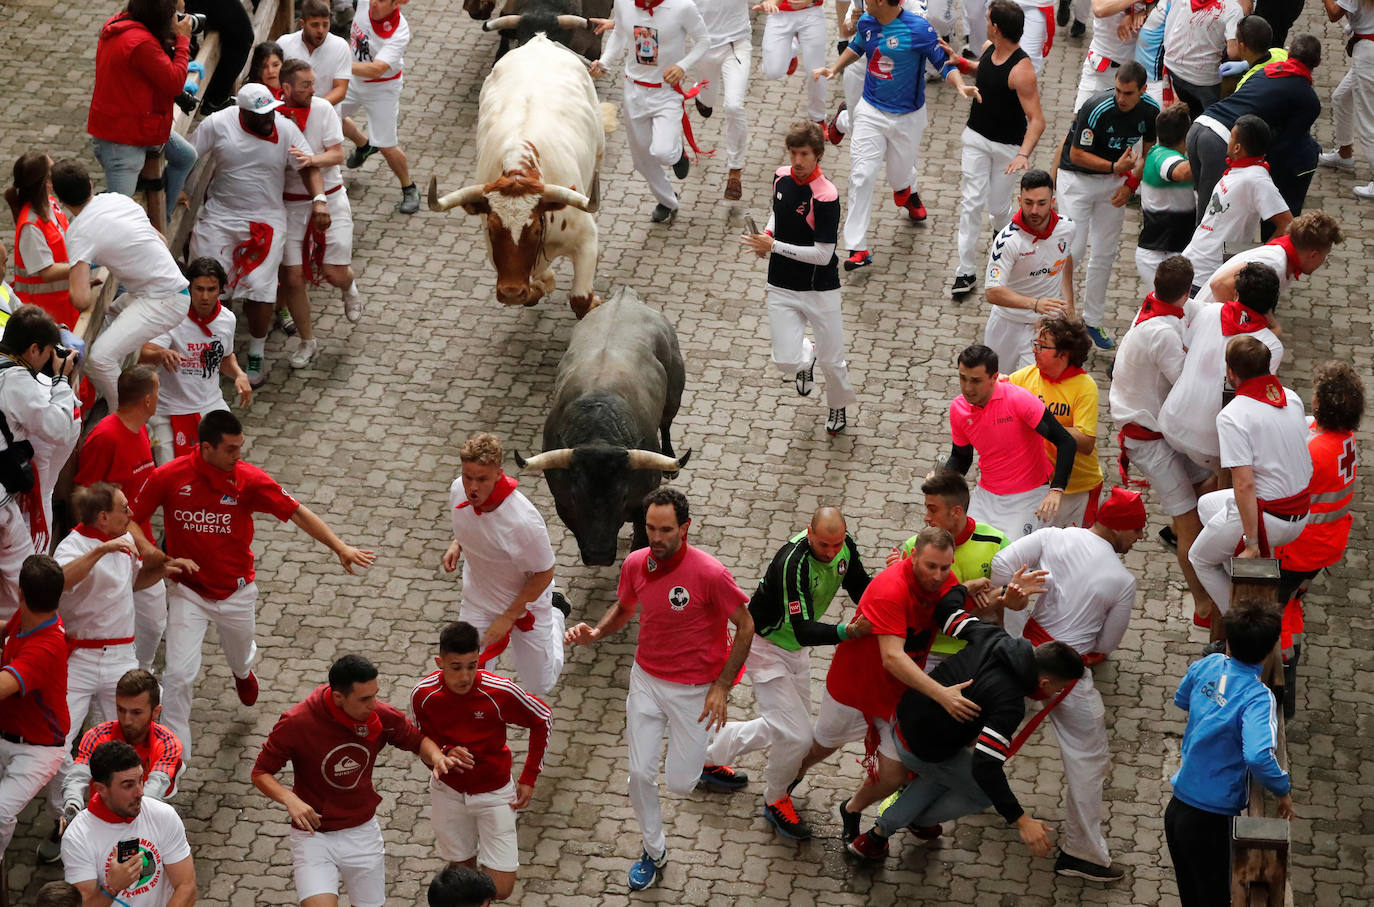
[62,798,191,907]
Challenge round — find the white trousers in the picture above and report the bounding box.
[969,482,1048,539]
[1044,672,1112,867]
[1134,246,1170,292]
[134,581,168,672]
[460,598,566,698]
[837,64,864,133]
[844,100,927,251]
[1190,491,1307,613]
[1332,40,1374,169]
[162,581,260,764]
[705,637,813,804]
[766,285,858,409]
[0,499,35,623]
[47,644,137,814]
[1074,57,1119,111]
[982,307,1037,375]
[624,81,686,210]
[148,403,228,467]
[1020,4,1054,74]
[761,7,828,121]
[1057,169,1127,328]
[87,290,189,405]
[625,662,711,859]
[1123,435,1211,517]
[0,738,65,855]
[696,41,752,170]
[957,127,1019,276]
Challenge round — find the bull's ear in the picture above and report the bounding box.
[462,198,491,216]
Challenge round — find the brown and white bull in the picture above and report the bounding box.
[428,33,613,318]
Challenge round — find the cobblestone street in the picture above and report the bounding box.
[4,0,1373,902]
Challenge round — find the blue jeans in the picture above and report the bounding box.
[91,132,197,222]
[875,730,993,836]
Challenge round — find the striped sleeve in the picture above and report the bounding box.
[74,722,119,764]
[974,726,1012,763]
[148,724,184,779]
[969,697,1030,823]
[487,674,553,787]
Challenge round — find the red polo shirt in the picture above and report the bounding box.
[74,414,157,541]
[0,611,70,746]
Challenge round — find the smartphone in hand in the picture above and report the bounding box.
[745,215,760,235]
[117,838,140,863]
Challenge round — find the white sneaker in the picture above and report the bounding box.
[1354,182,1374,199]
[342,282,364,323]
[1319,150,1356,171]
[288,339,319,368]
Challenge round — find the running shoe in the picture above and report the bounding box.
[764,796,813,840]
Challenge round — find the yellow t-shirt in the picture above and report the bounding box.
[1009,364,1103,495]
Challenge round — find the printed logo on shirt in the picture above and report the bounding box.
[669,585,690,611]
[868,48,895,80]
[788,599,802,615]
[185,339,226,379]
[171,510,233,534]
[886,35,899,48]
[178,484,193,497]
[351,23,373,62]
[988,265,1001,281]
[220,495,238,506]
[837,557,848,575]
[634,26,659,65]
[473,711,485,719]
[1080,128,1094,145]
[100,839,164,896]
[1058,239,1067,253]
[1199,679,1227,707]
[323,742,371,789]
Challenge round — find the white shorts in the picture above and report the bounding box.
[289,817,386,907]
[1124,435,1213,516]
[969,483,1049,539]
[811,689,898,760]
[281,191,355,268]
[431,778,519,872]
[189,216,287,303]
[340,78,403,148]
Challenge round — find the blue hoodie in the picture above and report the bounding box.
[1170,653,1290,815]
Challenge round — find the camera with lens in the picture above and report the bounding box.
[178,12,209,36]
[39,345,75,379]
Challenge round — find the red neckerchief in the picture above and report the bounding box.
[1264,58,1312,81]
[280,104,311,132]
[1134,292,1187,324]
[1266,234,1305,280]
[1220,298,1270,336]
[1012,208,1059,242]
[370,6,402,36]
[188,301,222,337]
[955,517,976,547]
[75,523,121,543]
[792,165,823,186]
[324,691,383,741]
[228,222,275,289]
[454,473,518,515]
[237,111,279,144]
[634,0,667,12]
[645,540,689,576]
[1233,374,1286,408]
[191,448,241,498]
[1041,365,1086,384]
[88,793,135,825]
[1223,155,1268,174]
[1190,0,1222,11]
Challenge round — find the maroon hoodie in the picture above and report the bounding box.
[87,14,190,147]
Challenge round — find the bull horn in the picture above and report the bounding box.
[556,14,591,29]
[540,184,593,212]
[483,14,522,30]
[514,448,574,471]
[627,448,691,471]
[428,177,487,212]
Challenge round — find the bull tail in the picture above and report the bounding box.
[599,102,618,135]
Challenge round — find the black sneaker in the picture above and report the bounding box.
[1158,526,1178,550]
[700,764,749,790]
[826,408,847,435]
[651,204,678,224]
[787,775,804,795]
[551,590,571,617]
[397,183,420,215]
[1056,0,1071,25]
[950,273,977,297]
[1054,851,1126,882]
[838,800,861,842]
[347,142,378,169]
[673,153,691,180]
[1070,19,1086,37]
[796,355,816,396]
[764,796,814,840]
[695,98,713,118]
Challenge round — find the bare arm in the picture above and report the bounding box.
[877,633,980,721]
[352,60,391,78]
[1009,60,1045,166]
[479,567,556,649]
[69,260,94,312]
[565,599,636,644]
[290,505,375,572]
[1232,464,1261,556]
[700,603,754,731]
[986,285,1070,316]
[61,539,135,588]
[1267,210,1293,236]
[252,770,322,832]
[324,78,349,104]
[164,856,197,907]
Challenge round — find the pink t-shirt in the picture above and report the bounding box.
[617,544,749,686]
[949,380,1051,495]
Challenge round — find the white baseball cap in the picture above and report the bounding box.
[235,83,284,114]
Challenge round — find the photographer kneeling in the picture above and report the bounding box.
[0,306,81,618]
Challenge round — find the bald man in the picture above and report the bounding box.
[704,507,872,840]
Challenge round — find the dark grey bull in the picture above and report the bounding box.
[467,0,613,62]
[515,289,688,566]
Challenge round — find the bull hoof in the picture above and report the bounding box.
[523,297,541,307]
[569,293,602,319]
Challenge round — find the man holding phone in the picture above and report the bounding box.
[60,740,197,906]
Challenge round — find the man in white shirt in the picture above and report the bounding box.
[1190,209,1343,311]
[1158,262,1283,470]
[189,84,324,388]
[1181,115,1291,288]
[341,0,421,214]
[591,0,709,223]
[139,258,252,466]
[1161,0,1243,115]
[278,0,353,105]
[278,60,365,370]
[692,0,752,199]
[442,433,566,696]
[991,487,1144,883]
[61,740,196,907]
[53,160,189,409]
[983,170,1076,374]
[1072,0,1141,109]
[1189,336,1312,631]
[758,0,828,126]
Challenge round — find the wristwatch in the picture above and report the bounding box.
[312,193,327,204]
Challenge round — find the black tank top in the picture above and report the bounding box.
[966,46,1030,147]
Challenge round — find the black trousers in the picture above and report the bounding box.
[1186,122,1230,226]
[1172,74,1222,120]
[1165,795,1233,907]
[184,0,255,106]
[1254,0,1305,46]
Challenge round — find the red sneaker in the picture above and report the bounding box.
[847,830,890,861]
[905,192,928,222]
[235,671,260,706]
[911,823,943,839]
[1193,612,1212,629]
[826,103,847,145]
[787,56,799,75]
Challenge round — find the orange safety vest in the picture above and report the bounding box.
[12,198,77,329]
[1276,428,1356,572]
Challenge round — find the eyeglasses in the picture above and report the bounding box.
[1032,343,1060,352]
